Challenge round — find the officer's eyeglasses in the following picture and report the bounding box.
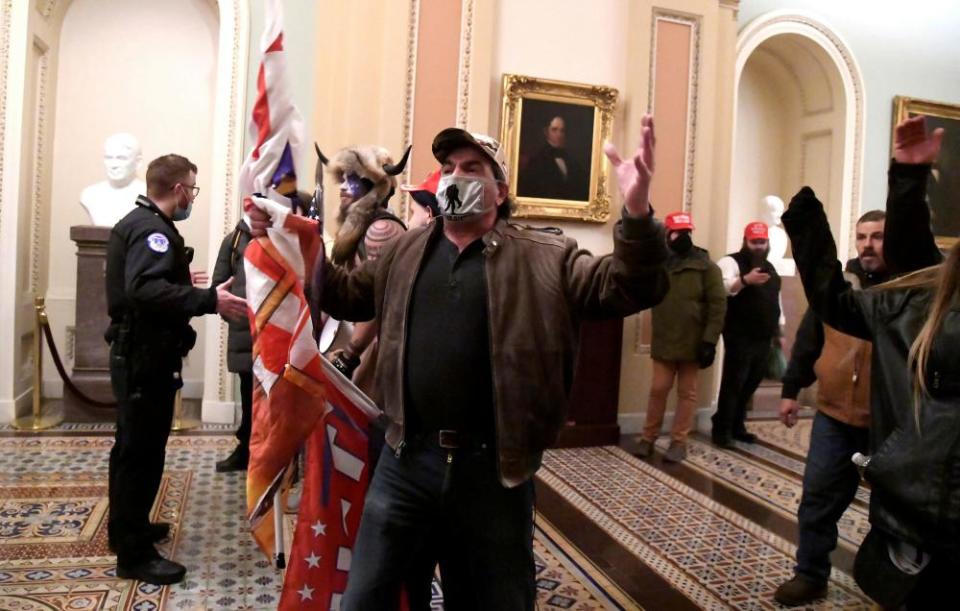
[176,183,200,197]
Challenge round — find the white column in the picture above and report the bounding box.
[202,0,251,423]
[0,0,32,422]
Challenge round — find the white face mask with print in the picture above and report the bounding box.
[436,174,496,222]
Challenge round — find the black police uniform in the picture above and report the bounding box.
[105,195,216,566]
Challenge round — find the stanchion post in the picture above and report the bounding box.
[169,366,201,431]
[13,296,64,431]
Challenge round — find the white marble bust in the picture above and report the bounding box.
[761,195,795,276]
[79,133,147,227]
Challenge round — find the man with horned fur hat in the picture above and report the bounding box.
[322,144,410,389]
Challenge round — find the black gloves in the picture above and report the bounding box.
[332,352,361,379]
[698,342,717,369]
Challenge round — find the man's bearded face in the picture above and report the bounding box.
[855,220,886,273]
[744,238,770,266]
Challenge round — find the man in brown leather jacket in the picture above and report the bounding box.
[249,117,668,610]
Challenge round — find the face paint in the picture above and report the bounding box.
[342,173,370,200]
[436,174,496,221]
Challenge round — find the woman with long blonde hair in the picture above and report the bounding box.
[783,117,957,609]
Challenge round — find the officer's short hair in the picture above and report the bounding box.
[146,154,198,198]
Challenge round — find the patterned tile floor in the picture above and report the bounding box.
[746,419,813,459]
[0,434,629,610]
[653,437,870,552]
[538,446,873,610]
[721,437,870,506]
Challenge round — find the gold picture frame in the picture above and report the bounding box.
[893,96,960,249]
[500,74,618,223]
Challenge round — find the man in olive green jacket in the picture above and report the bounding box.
[637,212,726,462]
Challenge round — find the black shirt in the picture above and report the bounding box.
[404,231,495,440]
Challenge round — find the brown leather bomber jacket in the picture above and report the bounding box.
[320,213,669,487]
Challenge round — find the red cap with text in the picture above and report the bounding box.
[744,221,769,240]
[664,212,694,232]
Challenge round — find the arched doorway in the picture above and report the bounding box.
[722,11,865,411]
[730,10,865,260]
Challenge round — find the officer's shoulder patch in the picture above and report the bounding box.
[146,232,170,253]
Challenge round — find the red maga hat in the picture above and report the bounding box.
[744,221,769,240]
[665,212,694,232]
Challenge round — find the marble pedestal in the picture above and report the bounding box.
[67,226,115,421]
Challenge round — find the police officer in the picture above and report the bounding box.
[105,154,246,584]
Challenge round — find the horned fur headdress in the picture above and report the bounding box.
[320,144,410,265]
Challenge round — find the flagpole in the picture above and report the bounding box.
[274,486,286,569]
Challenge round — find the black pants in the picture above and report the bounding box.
[107,362,177,565]
[341,443,536,611]
[236,370,253,449]
[713,335,771,438]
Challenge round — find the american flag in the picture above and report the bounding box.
[237,0,306,198]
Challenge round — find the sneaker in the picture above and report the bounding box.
[773,574,828,606]
[663,441,687,463]
[635,438,654,458]
[733,431,757,443]
[216,445,249,472]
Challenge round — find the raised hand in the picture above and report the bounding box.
[894,116,943,165]
[604,114,655,217]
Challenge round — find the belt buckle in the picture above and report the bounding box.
[438,430,460,449]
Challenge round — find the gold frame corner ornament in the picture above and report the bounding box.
[892,95,960,250]
[499,74,619,224]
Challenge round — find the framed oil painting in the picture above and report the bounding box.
[500,74,618,223]
[893,96,960,248]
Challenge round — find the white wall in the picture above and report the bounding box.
[738,0,960,212]
[730,35,846,254]
[730,56,789,248]
[45,0,219,396]
[490,0,629,255]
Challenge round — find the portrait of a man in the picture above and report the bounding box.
[516,99,595,202]
[894,96,960,246]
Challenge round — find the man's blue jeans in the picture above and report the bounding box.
[795,411,868,582]
[341,441,536,611]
